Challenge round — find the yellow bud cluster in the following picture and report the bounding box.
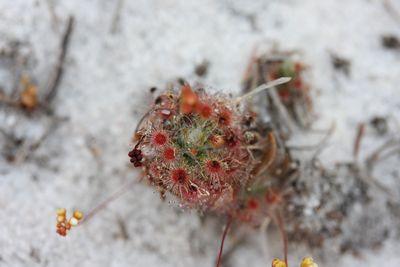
[301,257,318,267]
[56,208,84,236]
[272,258,287,267]
[272,257,318,267]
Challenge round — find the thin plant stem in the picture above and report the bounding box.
[269,209,288,266]
[82,178,137,224]
[216,216,233,267]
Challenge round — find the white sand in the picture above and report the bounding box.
[0,0,399,266]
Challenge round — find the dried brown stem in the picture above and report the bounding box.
[353,123,365,160]
[366,139,398,165]
[43,16,74,109]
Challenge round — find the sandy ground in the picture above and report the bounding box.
[0,0,399,266]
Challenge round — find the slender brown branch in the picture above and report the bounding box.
[44,16,74,109]
[366,139,397,165]
[353,123,365,160]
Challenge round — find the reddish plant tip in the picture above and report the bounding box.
[180,102,193,115]
[197,103,213,118]
[294,62,304,72]
[182,184,201,203]
[265,190,281,205]
[206,160,222,173]
[163,147,175,161]
[278,90,290,102]
[180,84,198,114]
[218,109,232,126]
[224,131,238,148]
[247,198,259,210]
[152,132,168,146]
[57,228,67,236]
[293,77,303,89]
[171,169,189,185]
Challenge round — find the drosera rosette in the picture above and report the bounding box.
[129,79,290,216]
[242,50,313,138]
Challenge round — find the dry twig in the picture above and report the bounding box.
[353,123,365,160]
[44,16,74,110]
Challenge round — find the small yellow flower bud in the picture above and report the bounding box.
[57,215,65,223]
[56,208,66,216]
[301,257,318,267]
[73,210,84,220]
[272,258,287,267]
